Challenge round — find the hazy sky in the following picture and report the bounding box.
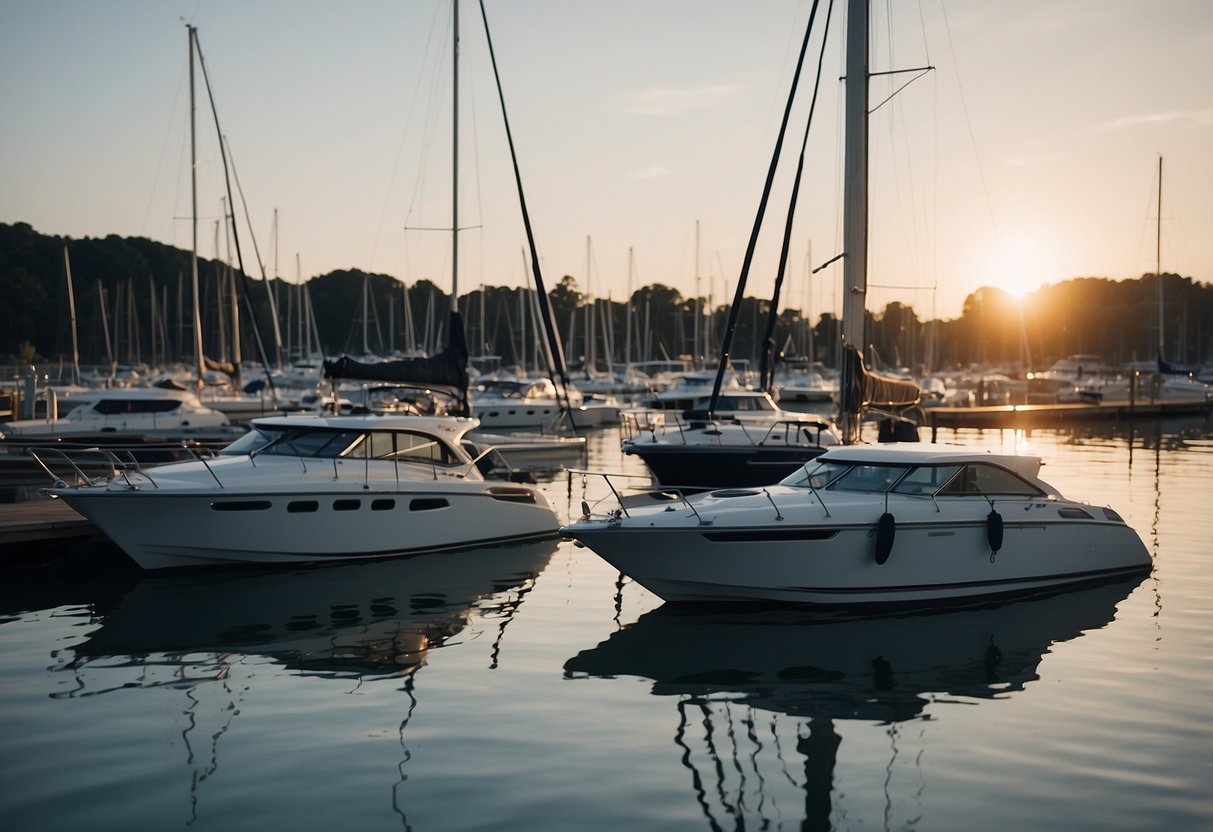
[1,0,1210,321]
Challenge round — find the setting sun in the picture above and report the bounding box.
[982,233,1055,298]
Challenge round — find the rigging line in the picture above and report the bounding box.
[224,135,284,365]
[370,0,445,271]
[869,67,933,114]
[141,60,188,237]
[401,4,452,273]
[466,40,489,301]
[759,0,836,394]
[709,0,823,418]
[478,0,574,408]
[193,28,276,392]
[939,0,998,235]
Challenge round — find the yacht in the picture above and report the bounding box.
[563,444,1150,606]
[0,386,241,444]
[472,378,619,428]
[45,412,561,570]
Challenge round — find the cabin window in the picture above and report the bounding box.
[387,431,459,466]
[211,500,272,512]
[893,465,963,495]
[287,500,319,513]
[937,464,1044,497]
[333,499,361,511]
[831,464,909,493]
[371,499,395,511]
[410,498,449,511]
[265,428,363,458]
[93,398,182,415]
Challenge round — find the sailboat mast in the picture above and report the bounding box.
[451,0,460,302]
[841,0,869,353]
[839,0,869,443]
[62,245,80,386]
[188,26,205,386]
[1156,155,1164,362]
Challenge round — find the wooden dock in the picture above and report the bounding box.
[0,499,100,548]
[926,397,1211,437]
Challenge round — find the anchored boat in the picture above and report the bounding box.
[563,444,1150,606]
[45,412,560,570]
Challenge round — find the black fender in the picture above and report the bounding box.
[875,512,896,565]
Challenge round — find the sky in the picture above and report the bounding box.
[1,0,1210,322]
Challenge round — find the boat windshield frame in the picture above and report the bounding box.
[782,458,1048,497]
[235,425,464,467]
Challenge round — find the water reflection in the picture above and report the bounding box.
[566,575,1143,831]
[68,541,555,677]
[50,541,557,825]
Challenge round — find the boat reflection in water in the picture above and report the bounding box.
[71,539,557,675]
[564,574,1143,831]
[55,540,557,824]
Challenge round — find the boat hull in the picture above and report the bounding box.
[59,484,560,570]
[566,493,1151,606]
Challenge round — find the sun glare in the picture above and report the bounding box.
[983,233,1053,299]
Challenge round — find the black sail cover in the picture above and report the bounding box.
[839,345,922,414]
[323,312,471,414]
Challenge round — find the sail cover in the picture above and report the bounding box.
[839,345,922,413]
[323,312,470,395]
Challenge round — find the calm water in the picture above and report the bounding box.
[1,418,1210,831]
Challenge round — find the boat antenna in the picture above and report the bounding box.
[707,0,824,419]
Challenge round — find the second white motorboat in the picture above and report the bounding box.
[45,413,561,570]
[563,444,1151,607]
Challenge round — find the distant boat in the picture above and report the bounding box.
[0,386,240,445]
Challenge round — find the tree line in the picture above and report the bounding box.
[3,222,1210,377]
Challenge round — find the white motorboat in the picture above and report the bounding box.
[638,370,745,411]
[0,386,242,444]
[563,444,1151,606]
[472,377,619,428]
[45,413,560,570]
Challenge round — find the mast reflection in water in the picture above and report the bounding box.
[565,575,1144,831]
[50,541,557,826]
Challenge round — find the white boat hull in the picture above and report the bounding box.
[566,489,1151,606]
[62,483,559,570]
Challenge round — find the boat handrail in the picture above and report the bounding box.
[567,468,710,524]
[26,444,221,489]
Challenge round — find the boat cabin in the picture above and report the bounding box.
[781,447,1059,499]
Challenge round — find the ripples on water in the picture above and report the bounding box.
[0,418,1210,831]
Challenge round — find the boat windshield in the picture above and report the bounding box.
[782,460,911,493]
[781,459,850,489]
[220,425,288,455]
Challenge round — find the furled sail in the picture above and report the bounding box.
[323,312,470,412]
[839,345,921,413]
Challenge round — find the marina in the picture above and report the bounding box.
[1,0,1211,829]
[1,419,1211,830]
